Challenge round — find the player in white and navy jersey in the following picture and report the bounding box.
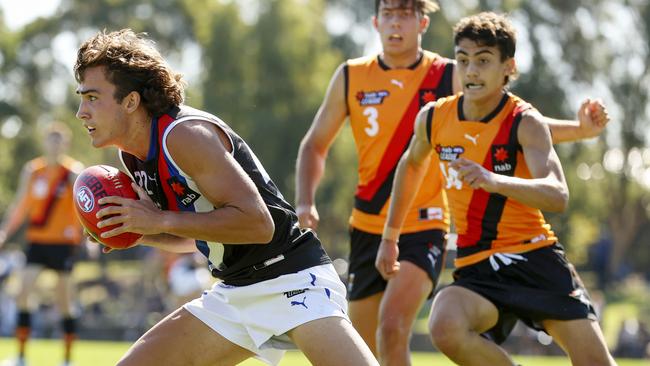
[74,29,378,366]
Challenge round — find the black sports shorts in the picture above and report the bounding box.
[450,243,597,344]
[346,228,446,301]
[26,243,78,272]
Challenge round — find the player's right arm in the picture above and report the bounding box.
[0,164,32,247]
[376,103,435,279]
[295,63,348,229]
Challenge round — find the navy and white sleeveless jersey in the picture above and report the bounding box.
[120,106,331,285]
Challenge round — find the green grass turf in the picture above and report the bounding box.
[0,337,646,365]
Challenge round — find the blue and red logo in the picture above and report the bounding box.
[356,90,390,106]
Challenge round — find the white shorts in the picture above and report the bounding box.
[184,263,349,365]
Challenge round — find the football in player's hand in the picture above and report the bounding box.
[73,165,142,249]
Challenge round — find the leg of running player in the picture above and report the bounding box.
[116,307,254,366]
[429,286,516,366]
[348,292,382,354]
[54,272,76,365]
[14,265,42,360]
[377,261,432,365]
[54,272,75,317]
[542,318,617,366]
[15,265,41,314]
[289,316,379,366]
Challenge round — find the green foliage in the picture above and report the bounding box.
[244,0,341,197]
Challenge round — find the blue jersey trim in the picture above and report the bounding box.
[146,117,159,161]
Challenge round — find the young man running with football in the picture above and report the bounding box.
[74,29,378,366]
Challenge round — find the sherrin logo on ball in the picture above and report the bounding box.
[76,186,95,212]
[73,165,142,249]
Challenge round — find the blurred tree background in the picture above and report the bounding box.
[0,0,649,346]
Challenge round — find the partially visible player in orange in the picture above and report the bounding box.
[0,122,84,366]
[378,12,616,365]
[296,3,456,363]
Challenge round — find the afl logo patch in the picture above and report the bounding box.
[76,186,95,213]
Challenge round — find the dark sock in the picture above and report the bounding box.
[16,311,31,358]
[62,317,77,362]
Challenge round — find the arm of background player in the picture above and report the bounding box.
[545,98,610,143]
[451,111,569,212]
[376,104,435,279]
[0,164,32,247]
[294,63,349,229]
[97,120,275,245]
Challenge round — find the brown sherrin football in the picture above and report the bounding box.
[73,165,142,249]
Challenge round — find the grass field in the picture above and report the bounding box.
[0,337,647,365]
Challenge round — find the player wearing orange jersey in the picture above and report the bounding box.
[298,1,609,365]
[378,12,616,366]
[296,2,457,363]
[0,122,84,366]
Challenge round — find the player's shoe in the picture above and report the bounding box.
[0,358,26,366]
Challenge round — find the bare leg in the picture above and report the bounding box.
[54,272,76,317]
[429,286,515,366]
[54,272,76,363]
[349,292,382,354]
[117,307,254,366]
[543,318,617,366]
[15,265,42,360]
[15,265,42,311]
[377,261,432,366]
[289,316,379,366]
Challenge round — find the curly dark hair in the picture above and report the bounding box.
[74,29,185,117]
[375,0,439,16]
[453,12,516,62]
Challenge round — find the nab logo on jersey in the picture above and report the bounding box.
[435,145,465,161]
[166,176,201,207]
[491,145,516,175]
[356,90,389,106]
[419,89,437,107]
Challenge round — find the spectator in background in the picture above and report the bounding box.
[588,230,612,289]
[615,318,650,358]
[167,252,213,309]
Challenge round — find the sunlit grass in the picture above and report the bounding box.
[0,337,646,365]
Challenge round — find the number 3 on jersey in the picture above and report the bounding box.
[363,107,379,137]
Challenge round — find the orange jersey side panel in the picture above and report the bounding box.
[346,51,454,234]
[24,156,84,245]
[429,93,557,267]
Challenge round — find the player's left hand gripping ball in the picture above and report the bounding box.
[73,165,143,249]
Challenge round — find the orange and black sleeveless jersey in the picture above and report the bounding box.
[427,93,558,267]
[23,156,83,245]
[345,50,454,234]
